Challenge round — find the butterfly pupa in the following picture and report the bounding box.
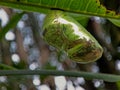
[42,10,103,63]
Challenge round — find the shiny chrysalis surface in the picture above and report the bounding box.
[42,10,103,63]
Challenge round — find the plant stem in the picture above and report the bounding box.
[0,69,120,82]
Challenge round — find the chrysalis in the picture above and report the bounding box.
[42,10,103,63]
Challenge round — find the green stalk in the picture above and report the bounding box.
[0,69,120,82]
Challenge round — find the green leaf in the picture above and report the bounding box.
[0,0,120,19]
[108,19,120,27]
[117,81,120,90]
[0,12,24,40]
[0,64,17,70]
[76,15,89,27]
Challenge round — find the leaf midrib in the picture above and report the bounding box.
[0,0,120,19]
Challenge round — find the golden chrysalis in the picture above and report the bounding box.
[42,10,103,63]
